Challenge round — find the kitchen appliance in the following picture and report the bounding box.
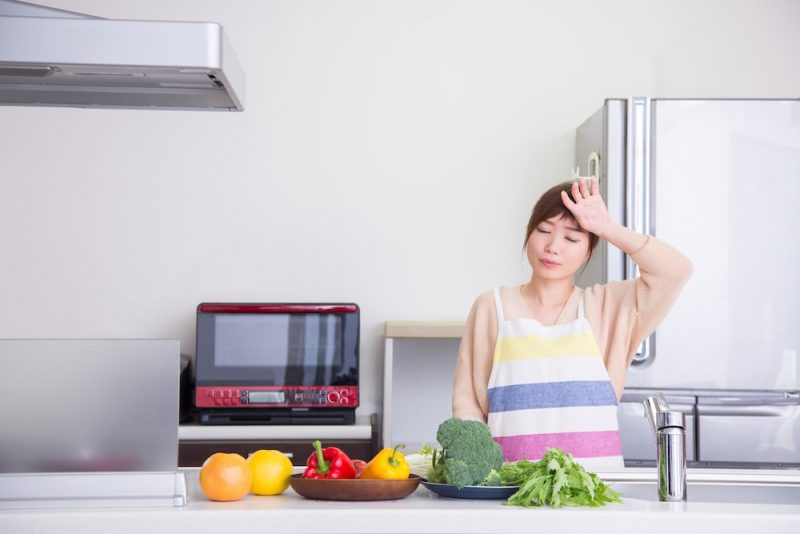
[0,0,244,111]
[194,303,360,425]
[179,353,193,423]
[0,339,187,508]
[576,98,800,468]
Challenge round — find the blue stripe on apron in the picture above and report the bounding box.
[488,380,618,413]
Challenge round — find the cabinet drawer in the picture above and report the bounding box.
[697,402,800,465]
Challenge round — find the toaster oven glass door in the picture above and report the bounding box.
[196,311,358,386]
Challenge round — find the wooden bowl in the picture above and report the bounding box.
[289,474,421,501]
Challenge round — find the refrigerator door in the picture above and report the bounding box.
[625,99,800,390]
[697,392,800,466]
[575,99,626,289]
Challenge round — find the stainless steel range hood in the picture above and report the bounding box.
[0,1,244,111]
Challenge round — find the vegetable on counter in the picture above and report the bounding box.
[426,418,504,489]
[352,459,368,478]
[360,444,410,480]
[303,440,357,479]
[499,448,622,508]
[404,443,435,477]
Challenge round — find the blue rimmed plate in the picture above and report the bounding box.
[420,479,518,500]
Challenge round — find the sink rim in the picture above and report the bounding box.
[596,467,800,486]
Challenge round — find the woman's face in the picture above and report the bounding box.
[526,215,591,280]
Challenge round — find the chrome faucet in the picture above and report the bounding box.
[643,393,687,501]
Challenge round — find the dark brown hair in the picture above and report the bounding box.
[523,181,600,262]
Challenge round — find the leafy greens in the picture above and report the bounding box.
[499,448,621,508]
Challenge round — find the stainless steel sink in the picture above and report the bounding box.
[609,481,800,505]
[599,469,800,505]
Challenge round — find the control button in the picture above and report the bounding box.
[327,391,340,404]
[223,398,231,406]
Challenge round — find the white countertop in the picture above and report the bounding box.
[2,468,799,534]
[178,415,373,441]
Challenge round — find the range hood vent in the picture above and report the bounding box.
[0,1,244,111]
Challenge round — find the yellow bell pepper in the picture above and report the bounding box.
[360,444,410,479]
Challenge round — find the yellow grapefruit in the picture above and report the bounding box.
[248,449,293,496]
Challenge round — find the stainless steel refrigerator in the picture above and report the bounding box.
[576,98,800,468]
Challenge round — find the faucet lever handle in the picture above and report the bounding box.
[643,393,670,437]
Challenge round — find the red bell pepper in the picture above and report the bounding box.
[352,459,367,478]
[303,440,357,479]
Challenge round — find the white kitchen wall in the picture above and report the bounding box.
[2,0,799,417]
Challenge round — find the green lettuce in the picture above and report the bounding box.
[499,448,622,508]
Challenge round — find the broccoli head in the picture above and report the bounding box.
[433,417,504,488]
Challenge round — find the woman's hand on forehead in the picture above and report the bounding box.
[560,176,610,238]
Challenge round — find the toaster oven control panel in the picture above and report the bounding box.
[195,385,359,408]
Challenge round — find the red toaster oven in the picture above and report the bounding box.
[194,303,359,425]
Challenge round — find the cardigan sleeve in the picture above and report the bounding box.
[585,236,692,396]
[451,290,497,422]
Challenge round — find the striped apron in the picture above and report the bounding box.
[487,287,624,471]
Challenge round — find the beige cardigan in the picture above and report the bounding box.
[451,236,693,422]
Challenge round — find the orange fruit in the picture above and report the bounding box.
[248,449,293,496]
[199,452,252,501]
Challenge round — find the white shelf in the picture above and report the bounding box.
[384,321,464,339]
[179,415,373,441]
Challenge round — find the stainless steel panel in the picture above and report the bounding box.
[611,481,800,505]
[575,99,626,288]
[0,339,180,473]
[625,97,653,367]
[697,398,800,466]
[575,105,607,289]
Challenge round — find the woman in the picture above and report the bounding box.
[452,176,692,470]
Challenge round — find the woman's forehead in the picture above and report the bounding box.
[543,214,582,231]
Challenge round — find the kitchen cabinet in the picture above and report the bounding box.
[178,414,379,467]
[382,321,464,450]
[696,394,800,466]
[619,389,800,468]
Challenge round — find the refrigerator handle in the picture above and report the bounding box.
[588,152,601,179]
[625,97,654,366]
[696,405,794,417]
